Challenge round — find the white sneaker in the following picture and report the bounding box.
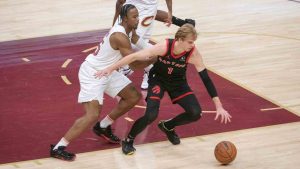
[119,65,133,76]
[141,71,149,90]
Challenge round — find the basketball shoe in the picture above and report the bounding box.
[50,145,76,161]
[122,139,136,155]
[158,121,180,145]
[93,122,120,143]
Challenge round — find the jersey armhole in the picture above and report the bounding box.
[160,39,169,57]
[186,46,195,63]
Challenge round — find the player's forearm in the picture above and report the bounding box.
[198,68,218,98]
[113,56,136,71]
[112,52,146,71]
[165,0,173,15]
[198,69,225,110]
[212,97,224,110]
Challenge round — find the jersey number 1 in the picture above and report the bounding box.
[168,67,173,74]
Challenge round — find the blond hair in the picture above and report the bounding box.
[175,23,197,40]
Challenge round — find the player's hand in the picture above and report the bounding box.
[132,28,137,36]
[94,69,112,79]
[131,29,140,44]
[164,12,172,27]
[214,107,232,124]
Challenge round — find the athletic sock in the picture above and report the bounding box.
[100,115,114,128]
[53,137,69,150]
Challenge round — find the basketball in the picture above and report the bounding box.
[214,141,237,165]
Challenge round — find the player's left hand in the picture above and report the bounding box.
[214,107,232,124]
[94,68,112,79]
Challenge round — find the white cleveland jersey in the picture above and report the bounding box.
[121,0,158,41]
[85,24,131,70]
[125,0,158,6]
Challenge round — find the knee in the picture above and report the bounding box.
[135,91,142,102]
[129,90,142,104]
[86,112,99,122]
[189,106,202,121]
[147,113,158,124]
[145,109,159,124]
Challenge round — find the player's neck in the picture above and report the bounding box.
[173,41,185,55]
[120,24,132,35]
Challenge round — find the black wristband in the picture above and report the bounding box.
[172,16,186,27]
[198,69,218,98]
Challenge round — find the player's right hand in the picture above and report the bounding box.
[215,107,232,124]
[94,69,111,79]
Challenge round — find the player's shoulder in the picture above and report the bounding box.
[110,31,131,49]
[110,25,129,40]
[111,24,126,34]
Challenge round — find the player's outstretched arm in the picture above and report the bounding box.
[94,41,166,78]
[189,48,232,124]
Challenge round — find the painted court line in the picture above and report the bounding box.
[85,138,98,141]
[61,59,72,68]
[22,57,30,62]
[260,107,282,111]
[134,105,215,113]
[125,117,134,122]
[82,46,98,53]
[61,75,72,85]
[135,105,146,109]
[260,104,300,112]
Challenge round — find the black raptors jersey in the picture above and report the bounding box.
[149,39,195,88]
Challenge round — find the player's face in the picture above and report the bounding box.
[126,8,139,30]
[181,34,196,51]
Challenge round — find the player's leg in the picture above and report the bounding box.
[51,100,102,161]
[50,61,106,161]
[158,85,201,145]
[93,72,141,143]
[122,79,165,155]
[164,94,202,129]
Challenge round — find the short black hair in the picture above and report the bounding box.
[120,4,136,20]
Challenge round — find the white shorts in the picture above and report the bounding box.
[78,61,131,104]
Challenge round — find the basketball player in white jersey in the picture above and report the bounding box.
[113,0,196,90]
[50,4,150,161]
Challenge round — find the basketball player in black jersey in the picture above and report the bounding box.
[95,24,232,155]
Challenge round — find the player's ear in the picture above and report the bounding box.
[123,16,128,22]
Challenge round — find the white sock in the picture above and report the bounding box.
[144,64,153,72]
[100,115,114,128]
[53,137,69,150]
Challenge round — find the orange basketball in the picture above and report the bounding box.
[214,141,237,165]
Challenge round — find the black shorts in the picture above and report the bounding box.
[146,76,193,103]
